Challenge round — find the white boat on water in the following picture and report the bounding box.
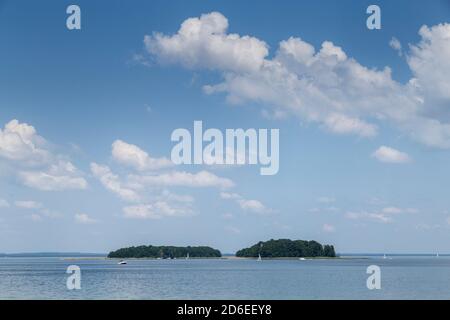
[299,257,306,261]
[118,260,127,265]
[257,254,262,261]
[186,253,190,260]
[383,254,387,259]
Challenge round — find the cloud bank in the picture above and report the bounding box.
[145,12,450,148]
[0,120,87,191]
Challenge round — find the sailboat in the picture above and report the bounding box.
[257,243,263,261]
[383,254,387,259]
[186,252,190,260]
[436,253,439,258]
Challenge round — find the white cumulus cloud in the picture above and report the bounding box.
[144,12,268,73]
[92,139,236,220]
[372,146,411,163]
[145,13,450,149]
[0,119,49,164]
[128,170,234,189]
[123,201,193,219]
[0,119,87,191]
[90,162,140,202]
[238,199,267,213]
[346,206,417,223]
[75,213,97,224]
[220,191,269,214]
[389,37,402,56]
[112,139,173,171]
[19,160,87,191]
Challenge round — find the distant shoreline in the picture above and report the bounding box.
[62,256,351,261]
[2,253,448,259]
[0,253,106,258]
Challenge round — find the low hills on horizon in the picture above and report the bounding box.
[0,252,106,258]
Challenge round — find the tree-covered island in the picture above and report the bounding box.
[236,239,336,258]
[108,245,221,259]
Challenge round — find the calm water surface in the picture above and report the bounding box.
[1,257,449,299]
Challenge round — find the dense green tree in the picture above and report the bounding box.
[108,245,221,258]
[236,239,336,258]
[323,245,336,257]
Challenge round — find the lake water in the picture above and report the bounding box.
[1,256,449,299]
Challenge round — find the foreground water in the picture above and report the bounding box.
[0,256,449,299]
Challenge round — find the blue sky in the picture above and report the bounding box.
[1,0,450,254]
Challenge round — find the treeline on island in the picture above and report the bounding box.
[108,245,221,259]
[108,239,336,259]
[236,239,336,258]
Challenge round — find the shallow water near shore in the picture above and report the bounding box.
[1,256,449,299]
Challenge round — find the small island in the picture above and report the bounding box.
[108,245,221,259]
[236,239,336,258]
